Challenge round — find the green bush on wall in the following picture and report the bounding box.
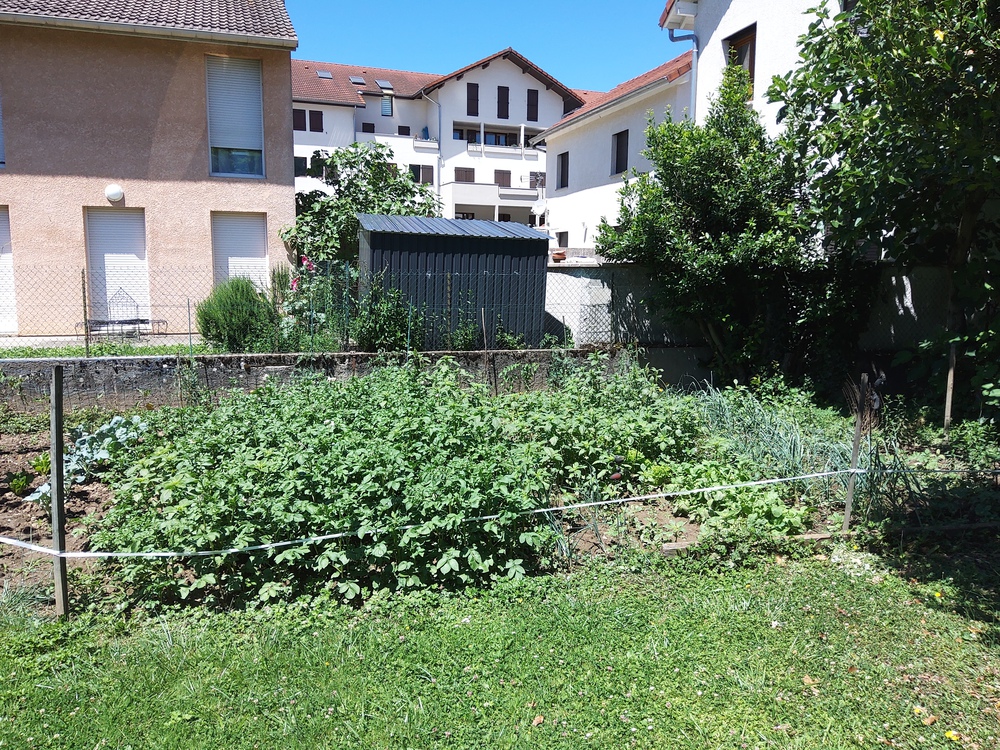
[196,278,278,353]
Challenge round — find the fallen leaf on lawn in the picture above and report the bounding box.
[848,666,859,674]
[775,555,787,566]
[532,715,545,727]
[802,675,819,686]
[922,715,938,726]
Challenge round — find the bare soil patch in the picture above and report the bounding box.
[0,430,112,590]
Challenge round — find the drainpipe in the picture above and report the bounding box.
[668,28,699,121]
[421,92,444,198]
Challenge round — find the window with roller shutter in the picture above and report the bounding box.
[211,212,269,289]
[85,208,151,322]
[206,56,264,177]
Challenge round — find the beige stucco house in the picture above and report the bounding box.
[0,0,298,336]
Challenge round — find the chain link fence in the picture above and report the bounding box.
[0,262,703,355]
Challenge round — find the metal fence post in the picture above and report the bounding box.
[81,270,91,358]
[50,365,69,617]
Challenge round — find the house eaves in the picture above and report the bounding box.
[421,47,584,111]
[0,0,298,49]
[533,51,692,144]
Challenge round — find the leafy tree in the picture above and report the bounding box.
[770,0,1000,419]
[281,141,440,261]
[596,64,869,384]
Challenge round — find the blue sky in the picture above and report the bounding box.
[284,0,690,94]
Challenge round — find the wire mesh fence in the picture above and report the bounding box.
[0,262,703,355]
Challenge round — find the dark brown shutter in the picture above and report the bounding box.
[527,89,538,122]
[467,82,479,116]
[293,108,306,131]
[497,86,509,119]
[494,170,511,188]
[420,165,433,183]
[398,125,411,136]
[614,130,629,174]
[309,110,323,132]
[361,122,375,133]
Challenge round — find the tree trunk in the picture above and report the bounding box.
[943,188,986,433]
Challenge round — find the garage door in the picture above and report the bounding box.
[85,208,150,322]
[0,207,15,333]
[211,212,268,289]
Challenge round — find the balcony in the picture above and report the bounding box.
[445,181,542,207]
[466,143,541,160]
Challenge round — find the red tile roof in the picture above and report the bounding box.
[292,48,586,113]
[659,0,678,29]
[0,0,297,47]
[292,59,441,106]
[545,51,692,133]
[423,48,584,110]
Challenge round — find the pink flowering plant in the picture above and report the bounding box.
[279,255,352,351]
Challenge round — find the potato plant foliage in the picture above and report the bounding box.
[94,356,699,604]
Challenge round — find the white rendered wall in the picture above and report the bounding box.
[434,58,564,205]
[691,0,825,135]
[543,76,690,250]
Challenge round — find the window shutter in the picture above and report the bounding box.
[0,89,6,165]
[381,95,393,116]
[309,110,323,132]
[0,207,15,332]
[211,212,268,289]
[494,170,511,188]
[527,89,538,122]
[293,108,306,131]
[206,56,264,152]
[467,83,479,117]
[420,165,433,184]
[85,208,150,320]
[497,86,509,119]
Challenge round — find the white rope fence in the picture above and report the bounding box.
[1,466,995,561]
[0,468,854,560]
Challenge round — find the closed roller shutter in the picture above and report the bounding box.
[211,212,268,288]
[0,89,6,166]
[85,208,150,322]
[0,207,15,332]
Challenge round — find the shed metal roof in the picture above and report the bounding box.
[358,214,551,241]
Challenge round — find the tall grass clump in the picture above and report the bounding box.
[195,277,278,353]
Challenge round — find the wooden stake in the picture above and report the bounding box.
[843,372,868,533]
[50,365,69,617]
[944,342,957,436]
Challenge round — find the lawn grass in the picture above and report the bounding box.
[0,342,209,360]
[1,548,997,749]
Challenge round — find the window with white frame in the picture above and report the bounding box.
[206,56,264,177]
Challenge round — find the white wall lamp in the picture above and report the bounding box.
[104,183,124,203]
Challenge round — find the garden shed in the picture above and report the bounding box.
[357,214,550,348]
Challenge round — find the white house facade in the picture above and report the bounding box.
[659,0,827,136]
[291,49,584,225]
[535,53,692,257]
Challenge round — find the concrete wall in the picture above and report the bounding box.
[0,348,636,414]
[0,24,296,335]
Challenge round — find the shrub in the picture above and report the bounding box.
[196,278,278,353]
[351,283,422,352]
